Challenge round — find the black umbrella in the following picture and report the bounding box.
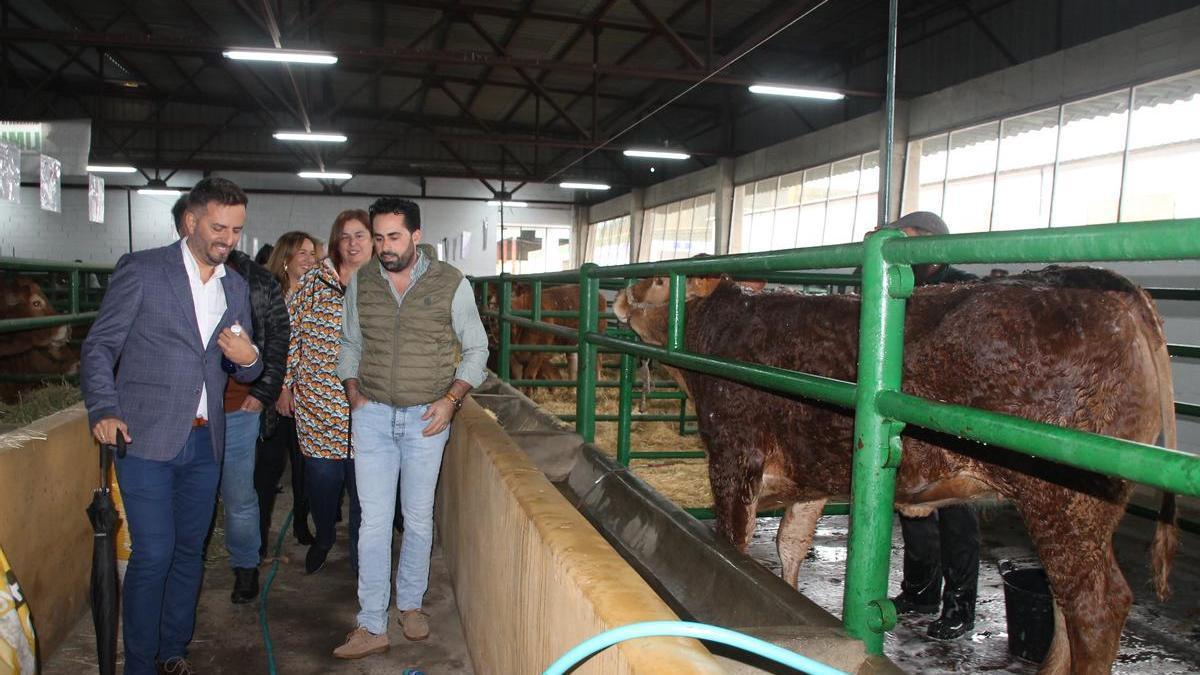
[86,436,125,675]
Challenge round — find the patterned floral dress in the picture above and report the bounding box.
[286,260,352,459]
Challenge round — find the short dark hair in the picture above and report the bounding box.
[368,197,420,231]
[186,177,248,217]
[171,195,189,235]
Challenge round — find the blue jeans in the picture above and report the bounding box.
[115,426,220,675]
[221,409,262,569]
[304,456,360,559]
[352,401,450,634]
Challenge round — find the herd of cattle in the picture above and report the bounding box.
[486,265,1179,675]
[0,262,1182,672]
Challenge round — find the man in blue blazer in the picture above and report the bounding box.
[82,177,263,675]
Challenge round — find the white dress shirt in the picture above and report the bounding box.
[182,241,227,419]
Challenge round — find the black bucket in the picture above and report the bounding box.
[999,560,1055,663]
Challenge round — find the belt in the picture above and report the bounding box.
[192,417,208,428]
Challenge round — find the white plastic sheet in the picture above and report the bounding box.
[39,155,61,213]
[0,142,18,203]
[461,231,472,258]
[89,174,105,223]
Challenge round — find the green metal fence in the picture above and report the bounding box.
[474,217,1200,656]
[0,258,113,384]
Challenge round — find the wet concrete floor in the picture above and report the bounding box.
[746,506,1200,674]
[43,494,474,674]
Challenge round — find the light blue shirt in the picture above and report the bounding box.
[337,251,489,389]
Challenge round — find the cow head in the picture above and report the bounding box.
[613,275,764,346]
[0,276,70,357]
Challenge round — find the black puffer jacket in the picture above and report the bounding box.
[227,250,290,407]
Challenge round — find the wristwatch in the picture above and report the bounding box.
[443,391,463,409]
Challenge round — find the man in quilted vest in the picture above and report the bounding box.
[333,197,488,659]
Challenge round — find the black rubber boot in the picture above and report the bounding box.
[231,567,259,604]
[928,585,976,639]
[892,575,942,615]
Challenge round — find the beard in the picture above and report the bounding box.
[379,247,414,272]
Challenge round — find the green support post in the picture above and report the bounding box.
[69,269,80,315]
[666,272,686,351]
[842,229,911,655]
[575,264,600,443]
[677,392,688,436]
[532,281,543,322]
[499,278,512,381]
[617,352,635,466]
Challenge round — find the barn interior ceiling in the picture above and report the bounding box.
[1,0,1196,198]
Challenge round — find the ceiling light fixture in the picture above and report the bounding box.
[559,182,610,190]
[137,179,182,196]
[87,164,138,173]
[298,170,353,180]
[486,200,528,208]
[223,48,338,65]
[274,131,348,143]
[748,84,845,100]
[623,149,690,160]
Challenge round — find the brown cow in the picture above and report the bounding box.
[614,266,1177,675]
[0,276,79,402]
[485,284,607,384]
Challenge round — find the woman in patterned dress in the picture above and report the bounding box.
[283,211,373,574]
[260,232,317,550]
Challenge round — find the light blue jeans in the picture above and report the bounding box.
[352,400,449,634]
[221,409,262,569]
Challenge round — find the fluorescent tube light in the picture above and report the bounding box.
[273,131,347,143]
[87,164,138,173]
[559,182,610,190]
[748,84,845,100]
[298,170,353,180]
[223,49,338,65]
[486,200,528,208]
[137,188,183,196]
[623,149,690,160]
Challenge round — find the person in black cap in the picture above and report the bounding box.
[874,211,980,640]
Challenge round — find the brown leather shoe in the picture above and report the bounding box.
[399,609,430,641]
[332,626,389,659]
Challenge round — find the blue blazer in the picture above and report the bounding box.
[82,240,264,462]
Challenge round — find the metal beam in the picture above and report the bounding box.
[628,0,704,69]
[957,0,1018,66]
[0,27,878,93]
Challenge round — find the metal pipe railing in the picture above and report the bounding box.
[472,217,1200,658]
[0,258,112,335]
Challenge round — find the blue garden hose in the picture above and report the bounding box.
[542,620,848,675]
[258,510,294,675]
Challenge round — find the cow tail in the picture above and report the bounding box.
[1136,288,1178,601]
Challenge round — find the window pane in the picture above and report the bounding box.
[853,193,878,241]
[692,194,714,254]
[944,122,998,231]
[902,135,947,216]
[828,158,860,200]
[772,206,800,249]
[823,197,857,244]
[947,122,999,180]
[993,108,1058,230]
[753,178,777,212]
[1053,91,1129,226]
[778,171,803,208]
[731,185,749,253]
[859,151,880,195]
[1122,70,1200,221]
[802,165,830,203]
[796,203,826,248]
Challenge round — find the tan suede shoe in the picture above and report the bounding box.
[399,609,430,641]
[332,626,389,659]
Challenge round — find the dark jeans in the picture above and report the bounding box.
[115,426,220,675]
[899,504,980,599]
[305,456,360,561]
[254,416,307,556]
